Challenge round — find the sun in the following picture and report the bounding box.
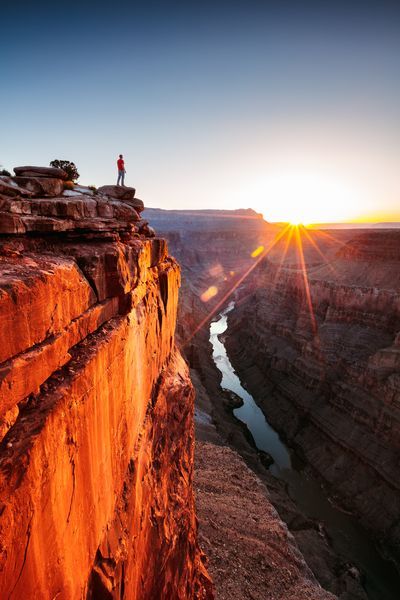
[248,169,360,225]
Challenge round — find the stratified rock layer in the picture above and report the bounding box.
[0,174,143,236]
[0,177,212,599]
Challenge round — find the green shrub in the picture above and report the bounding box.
[50,159,79,181]
[0,168,11,176]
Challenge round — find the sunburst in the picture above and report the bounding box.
[183,221,340,345]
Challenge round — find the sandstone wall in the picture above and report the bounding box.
[0,174,211,599]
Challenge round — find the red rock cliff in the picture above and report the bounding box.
[0,172,212,599]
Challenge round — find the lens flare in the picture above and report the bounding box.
[183,221,335,347]
[251,246,264,258]
[200,286,218,302]
[185,224,291,344]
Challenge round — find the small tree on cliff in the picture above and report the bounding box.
[50,159,80,182]
[0,164,11,176]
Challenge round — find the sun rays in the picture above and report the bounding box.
[300,226,338,277]
[185,223,339,345]
[272,225,294,287]
[183,220,344,347]
[294,226,318,336]
[185,224,291,344]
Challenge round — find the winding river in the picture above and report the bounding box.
[210,301,399,600]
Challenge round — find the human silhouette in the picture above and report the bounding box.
[117,154,126,186]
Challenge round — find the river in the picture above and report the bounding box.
[210,301,400,600]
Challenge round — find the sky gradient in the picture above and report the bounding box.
[1,0,399,223]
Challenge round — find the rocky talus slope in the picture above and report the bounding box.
[0,168,212,599]
[195,441,335,600]
[225,230,400,564]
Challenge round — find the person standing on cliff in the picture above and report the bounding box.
[117,154,126,186]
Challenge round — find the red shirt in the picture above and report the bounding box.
[117,158,124,170]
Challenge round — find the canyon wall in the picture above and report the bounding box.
[144,210,371,598]
[142,208,279,352]
[0,172,211,599]
[225,230,400,564]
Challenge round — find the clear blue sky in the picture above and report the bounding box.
[1,1,399,222]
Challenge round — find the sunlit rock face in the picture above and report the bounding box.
[225,229,400,565]
[0,174,212,599]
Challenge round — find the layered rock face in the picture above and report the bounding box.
[225,230,400,563]
[0,171,145,236]
[0,172,211,599]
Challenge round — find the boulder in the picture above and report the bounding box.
[147,226,156,238]
[0,177,33,197]
[13,176,64,198]
[123,197,145,213]
[14,166,68,180]
[108,200,140,222]
[97,185,136,201]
